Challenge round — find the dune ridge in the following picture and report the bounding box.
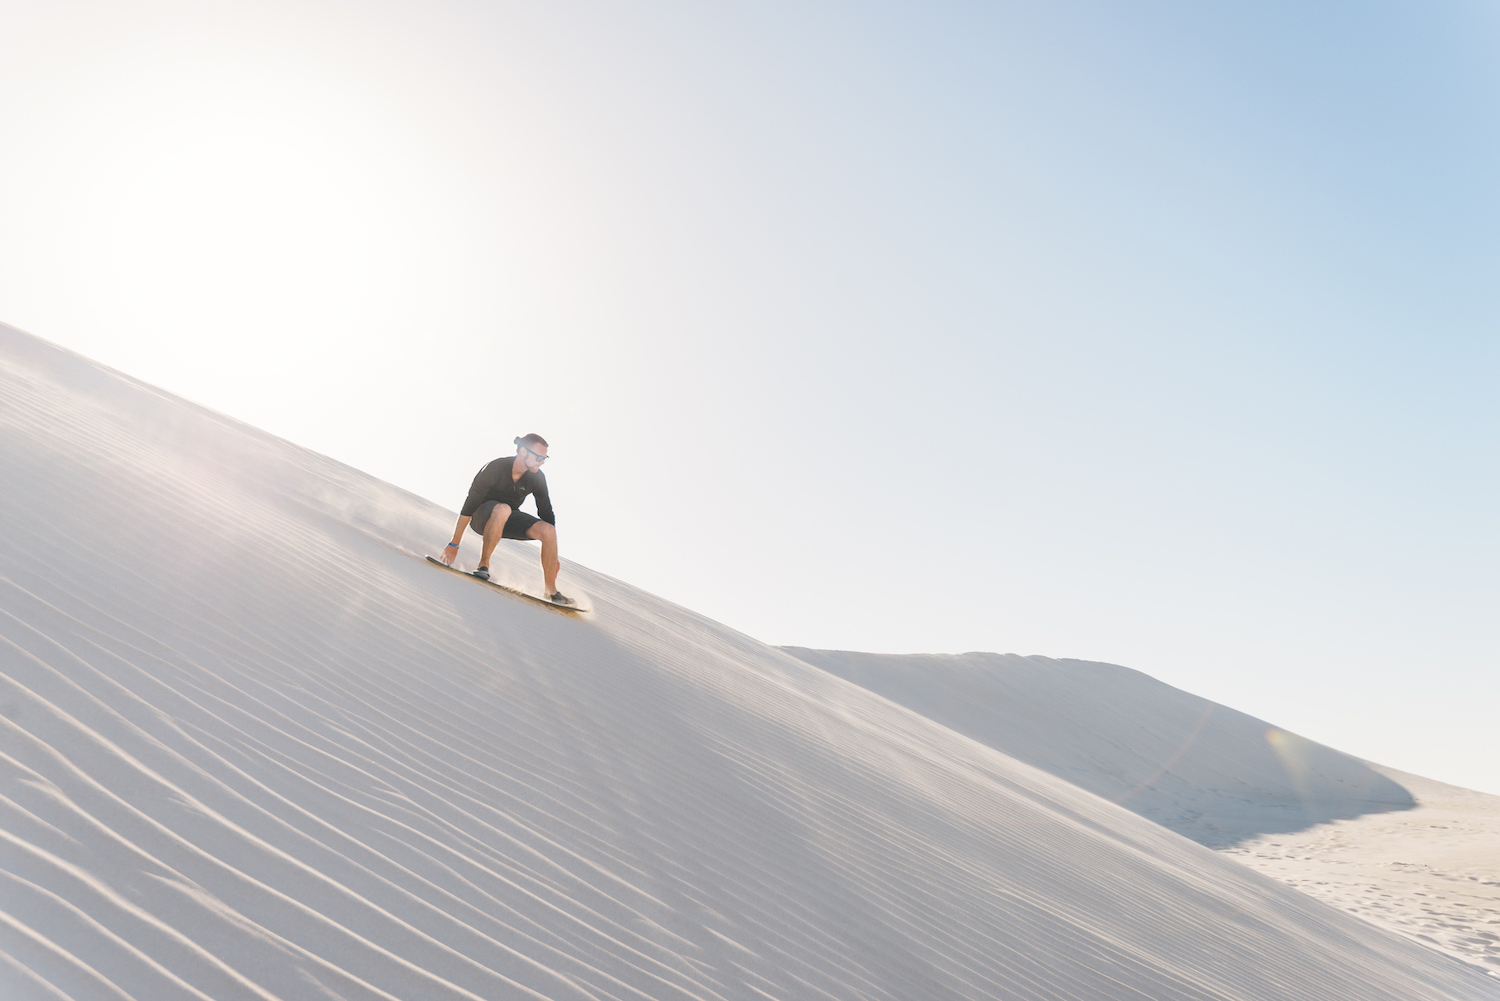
[779,648,1415,847]
[1,321,1495,1000]
[782,648,1500,975]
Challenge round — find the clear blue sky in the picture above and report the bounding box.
[2,0,1497,793]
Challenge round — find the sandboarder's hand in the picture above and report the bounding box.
[439,544,459,566]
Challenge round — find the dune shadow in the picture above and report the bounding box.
[783,649,1415,848]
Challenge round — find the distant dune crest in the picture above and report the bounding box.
[783,648,1416,847]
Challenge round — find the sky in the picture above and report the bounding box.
[1,0,1497,794]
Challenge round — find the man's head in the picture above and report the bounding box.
[514,433,549,468]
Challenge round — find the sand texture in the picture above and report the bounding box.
[1225,766,1500,973]
[1,321,1496,1000]
[787,648,1500,982]
[780,648,1418,848]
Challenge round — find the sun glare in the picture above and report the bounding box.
[0,23,524,426]
[45,46,436,321]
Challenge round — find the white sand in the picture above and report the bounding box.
[1,320,1496,1001]
[787,649,1500,981]
[1225,766,1500,973]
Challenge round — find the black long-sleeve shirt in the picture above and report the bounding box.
[460,458,555,525]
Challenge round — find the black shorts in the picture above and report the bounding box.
[469,500,542,540]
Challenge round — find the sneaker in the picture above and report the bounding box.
[474,566,490,580]
[548,592,577,607]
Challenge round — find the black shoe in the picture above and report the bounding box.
[474,566,490,580]
[549,592,576,607]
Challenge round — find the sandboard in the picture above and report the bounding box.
[426,555,587,612]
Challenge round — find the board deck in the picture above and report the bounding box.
[425,555,587,612]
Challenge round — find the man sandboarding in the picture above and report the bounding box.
[437,434,576,607]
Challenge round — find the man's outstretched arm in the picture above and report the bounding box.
[533,475,555,526]
[443,461,499,565]
[440,515,472,565]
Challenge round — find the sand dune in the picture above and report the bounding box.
[779,649,1414,848]
[1226,766,1500,973]
[783,649,1500,975]
[1,320,1496,1000]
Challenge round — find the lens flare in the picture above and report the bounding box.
[1265,727,1317,817]
[1114,702,1216,805]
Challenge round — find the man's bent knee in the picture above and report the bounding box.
[529,521,556,543]
[486,505,512,534]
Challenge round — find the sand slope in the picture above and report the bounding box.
[784,648,1500,978]
[1225,766,1500,973]
[1,320,1495,1000]
[779,649,1414,848]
